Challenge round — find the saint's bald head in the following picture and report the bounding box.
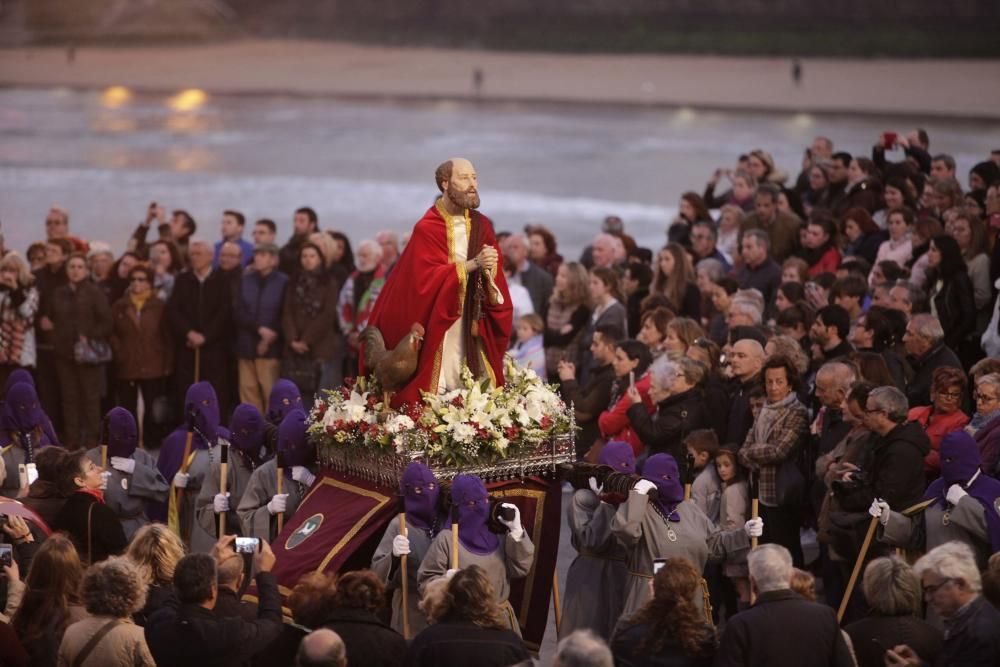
[435,158,480,210]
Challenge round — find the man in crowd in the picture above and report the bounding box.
[740,184,800,262]
[811,362,857,456]
[691,220,732,271]
[735,230,782,310]
[502,232,553,318]
[589,232,621,272]
[726,337,765,445]
[826,152,852,213]
[810,305,854,365]
[296,629,348,667]
[45,205,88,252]
[33,236,73,424]
[888,280,924,319]
[213,210,254,269]
[236,242,288,413]
[279,206,320,276]
[930,153,957,181]
[860,387,931,515]
[376,230,401,274]
[558,324,622,458]
[252,219,277,246]
[903,314,963,407]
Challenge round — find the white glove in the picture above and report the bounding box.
[110,456,135,475]
[588,476,604,496]
[291,466,316,487]
[499,503,524,541]
[267,493,289,515]
[634,480,656,496]
[392,534,411,557]
[744,517,764,538]
[173,472,190,488]
[946,484,968,506]
[213,492,230,513]
[869,498,891,526]
[99,471,112,490]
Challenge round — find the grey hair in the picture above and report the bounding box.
[976,373,1000,397]
[554,629,614,667]
[748,544,793,593]
[696,258,725,282]
[82,556,147,618]
[869,386,909,423]
[862,556,921,616]
[188,236,212,252]
[909,313,944,344]
[648,357,679,393]
[914,541,982,593]
[675,356,707,387]
[692,219,718,241]
[729,300,763,325]
[592,232,616,249]
[296,628,347,667]
[743,229,771,250]
[817,361,858,393]
[734,288,765,313]
[356,239,384,261]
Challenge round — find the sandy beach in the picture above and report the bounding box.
[2,39,1000,119]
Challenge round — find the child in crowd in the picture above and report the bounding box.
[716,444,751,610]
[510,313,546,373]
[684,429,722,524]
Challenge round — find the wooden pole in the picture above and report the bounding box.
[276,456,285,535]
[399,512,410,641]
[749,471,759,604]
[99,444,108,470]
[193,347,201,384]
[552,572,563,635]
[450,505,460,570]
[218,443,229,539]
[837,516,879,623]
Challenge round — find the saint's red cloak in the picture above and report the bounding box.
[363,202,513,408]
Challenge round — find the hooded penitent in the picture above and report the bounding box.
[184,381,221,448]
[401,462,441,532]
[924,431,1000,551]
[599,440,636,475]
[642,453,685,522]
[229,403,267,468]
[0,381,56,454]
[277,409,312,477]
[451,474,499,554]
[267,379,304,425]
[101,407,137,459]
[2,369,34,396]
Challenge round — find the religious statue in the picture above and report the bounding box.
[363,158,513,407]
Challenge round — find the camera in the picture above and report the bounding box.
[234,537,260,554]
[487,500,516,534]
[0,544,12,568]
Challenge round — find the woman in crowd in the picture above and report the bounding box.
[652,243,700,320]
[925,234,977,360]
[747,149,786,185]
[695,258,725,328]
[907,367,969,481]
[88,242,117,304]
[53,448,128,563]
[44,252,113,449]
[704,169,756,212]
[577,267,626,373]
[58,557,155,667]
[873,207,914,285]
[598,339,654,456]
[149,239,182,301]
[869,260,909,289]
[406,566,530,667]
[800,212,843,276]
[626,357,707,463]
[906,217,943,289]
[319,570,407,667]
[781,257,810,285]
[801,162,830,214]
[0,380,58,498]
[110,264,172,448]
[0,252,39,387]
[611,556,717,667]
[738,355,809,567]
[326,230,356,286]
[662,317,705,357]
[126,523,186,626]
[842,207,886,267]
[945,210,992,319]
[840,157,882,214]
[716,205,744,260]
[526,224,563,277]
[969,373,1000,474]
[763,335,810,381]
[636,306,673,358]
[778,187,807,221]
[685,337,728,442]
[669,192,713,246]
[282,240,344,402]
[845,556,942,667]
[611,452,758,618]
[544,261,591,382]
[774,281,806,315]
[11,534,87,667]
[873,177,918,228]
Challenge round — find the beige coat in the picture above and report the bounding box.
[58,615,155,667]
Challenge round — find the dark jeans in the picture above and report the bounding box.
[760,502,804,568]
[54,357,103,449]
[117,377,170,449]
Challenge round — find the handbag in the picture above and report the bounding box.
[281,354,319,395]
[73,338,112,365]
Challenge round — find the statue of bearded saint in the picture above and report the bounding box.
[363,158,514,408]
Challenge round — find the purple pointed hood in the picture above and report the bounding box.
[101,407,137,459]
[643,453,685,520]
[925,430,1000,551]
[3,369,34,395]
[0,382,58,454]
[229,403,266,467]
[401,462,440,531]
[277,409,313,473]
[267,380,303,425]
[451,474,499,554]
[599,440,636,474]
[183,381,220,448]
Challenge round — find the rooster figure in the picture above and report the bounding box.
[360,323,425,401]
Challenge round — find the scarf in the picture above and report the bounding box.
[969,408,1000,432]
[401,462,441,532]
[924,431,1000,552]
[451,474,499,554]
[79,488,105,504]
[642,453,685,521]
[129,292,151,313]
[293,269,325,318]
[749,392,798,444]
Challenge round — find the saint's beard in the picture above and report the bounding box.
[446,183,480,210]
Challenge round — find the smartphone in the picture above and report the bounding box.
[629,371,635,389]
[0,544,12,568]
[882,132,897,148]
[653,558,667,575]
[234,537,260,554]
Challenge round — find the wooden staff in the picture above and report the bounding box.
[218,442,229,539]
[552,572,563,635]
[193,347,201,384]
[399,511,410,640]
[749,471,759,605]
[275,450,285,534]
[99,444,108,470]
[450,505,460,570]
[837,516,879,623]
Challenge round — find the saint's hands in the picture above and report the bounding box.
[476,246,498,273]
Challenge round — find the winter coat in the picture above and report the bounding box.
[598,374,655,457]
[52,491,127,564]
[845,613,942,667]
[110,295,173,380]
[626,387,707,466]
[58,616,155,667]
[906,405,969,477]
[611,622,715,667]
[929,270,977,351]
[402,616,529,667]
[559,363,615,457]
[281,271,342,362]
[867,421,931,511]
[45,281,113,361]
[236,270,288,359]
[906,342,963,408]
[934,596,1000,667]
[320,607,406,667]
[973,412,1000,475]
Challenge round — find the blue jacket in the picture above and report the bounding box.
[236,269,288,359]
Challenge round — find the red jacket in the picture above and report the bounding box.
[598,372,655,456]
[908,405,970,475]
[808,246,842,277]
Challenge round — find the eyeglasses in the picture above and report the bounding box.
[130,277,150,283]
[863,406,885,416]
[937,390,962,400]
[922,578,953,596]
[975,392,999,403]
